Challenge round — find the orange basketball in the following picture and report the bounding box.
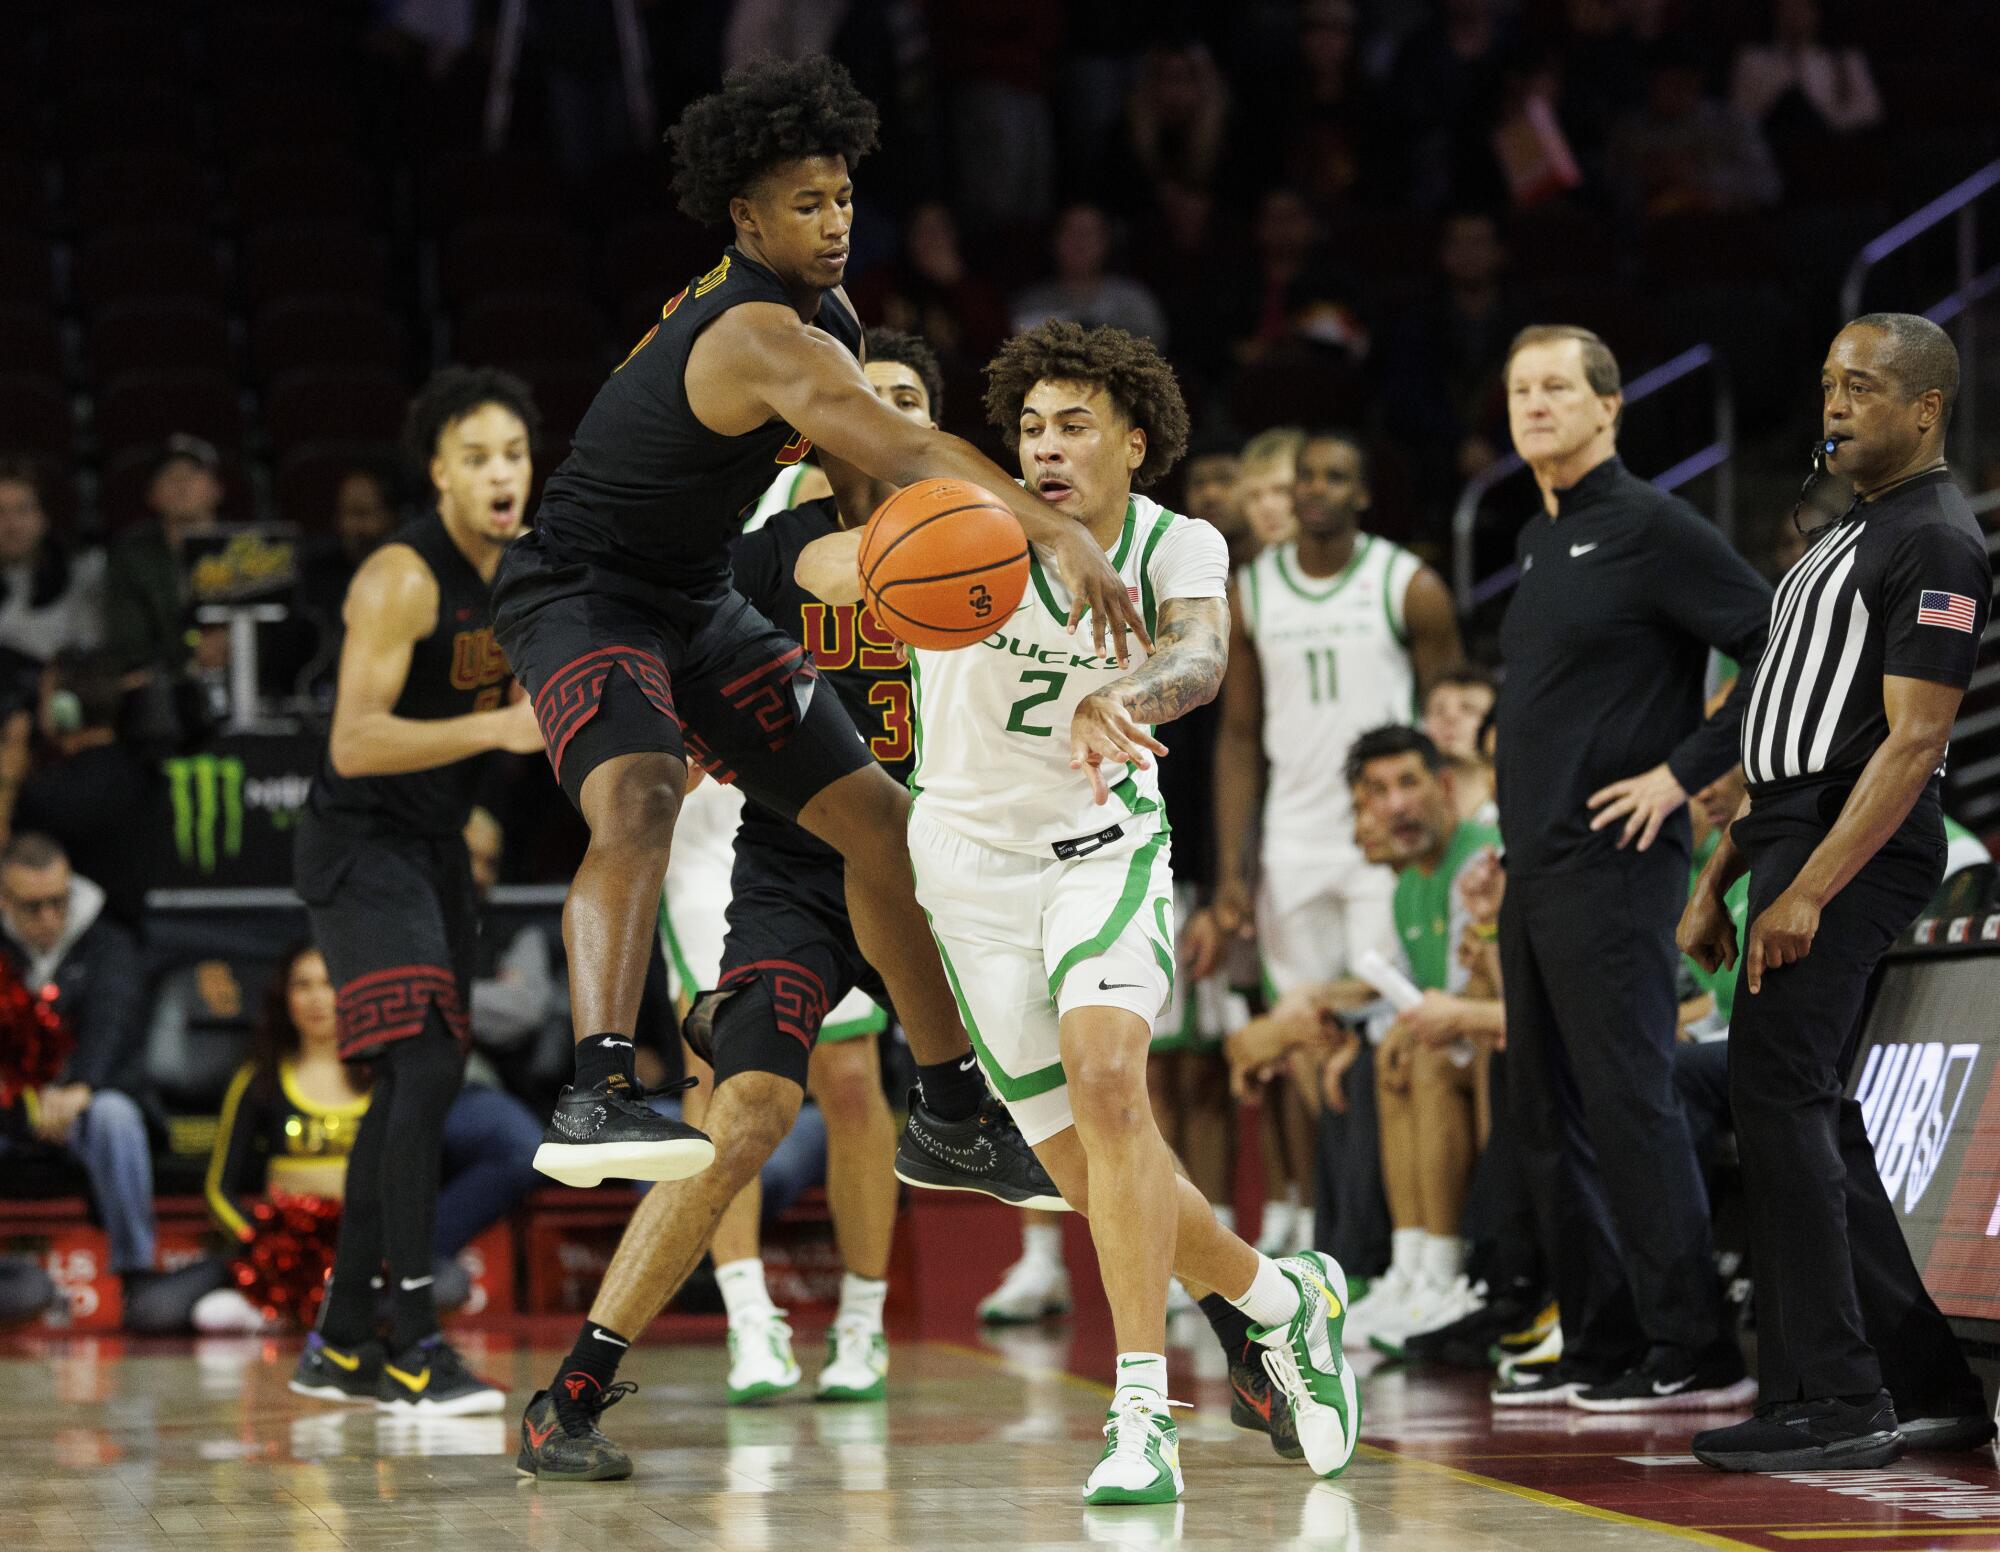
[858,478,1029,651]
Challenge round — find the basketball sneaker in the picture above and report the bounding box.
[1229,1352,1304,1460]
[288,1332,383,1403]
[516,1383,636,1481]
[1491,1356,1596,1407]
[377,1334,506,1414]
[726,1309,802,1404]
[815,1318,888,1402]
[1253,1251,1362,1479]
[1570,1343,1758,1413]
[1339,1265,1411,1353]
[894,1089,1068,1210]
[1083,1393,1185,1505]
[977,1251,1071,1325]
[534,1077,716,1188]
[1370,1275,1485,1361]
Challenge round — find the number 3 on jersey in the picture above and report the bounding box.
[867,680,912,762]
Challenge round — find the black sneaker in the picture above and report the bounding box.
[377,1334,507,1414]
[516,1384,636,1481]
[1571,1343,1759,1413]
[1230,1355,1305,1459]
[534,1077,716,1188]
[1492,1358,1600,1408]
[1898,1411,1998,1452]
[1404,1286,1543,1370]
[893,1089,1068,1210]
[289,1332,383,1403]
[1693,1391,1903,1473]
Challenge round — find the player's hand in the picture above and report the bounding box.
[1180,908,1226,981]
[1209,877,1256,943]
[0,709,31,789]
[32,1083,90,1144]
[1745,885,1818,996]
[1069,690,1168,806]
[1401,990,1467,1047]
[1587,761,1687,851]
[1456,846,1504,925]
[1676,885,1739,975]
[492,697,547,755]
[1318,1029,1361,1114]
[1377,1022,1415,1093]
[1049,526,1151,667]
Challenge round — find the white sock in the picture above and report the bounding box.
[1390,1227,1426,1282]
[1227,1253,1302,1328]
[837,1272,888,1331]
[1022,1220,1063,1268]
[1113,1350,1168,1404]
[1420,1233,1466,1287]
[1212,1203,1236,1235]
[715,1258,775,1325]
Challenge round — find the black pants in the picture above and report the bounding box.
[1463,1053,1544,1293]
[1500,847,1725,1373]
[1729,784,1979,1412]
[1313,1039,1390,1275]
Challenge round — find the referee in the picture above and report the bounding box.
[1683,314,1995,1472]
[1493,325,1773,1410]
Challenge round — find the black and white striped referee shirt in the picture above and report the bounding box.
[1740,469,1991,795]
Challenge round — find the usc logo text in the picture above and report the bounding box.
[451,628,510,711]
[800,603,911,763]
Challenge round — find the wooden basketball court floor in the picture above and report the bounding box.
[7,1311,2000,1552]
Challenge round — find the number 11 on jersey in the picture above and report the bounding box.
[1305,646,1339,704]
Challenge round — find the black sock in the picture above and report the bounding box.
[1199,1292,1258,1364]
[915,1054,982,1122]
[556,1321,632,1420]
[574,1033,639,1091]
[381,1026,463,1354]
[319,1063,394,1347]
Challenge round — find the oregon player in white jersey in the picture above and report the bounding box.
[799,321,1360,1505]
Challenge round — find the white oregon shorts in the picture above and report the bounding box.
[908,805,1175,1146]
[1256,845,1398,995]
[661,779,884,1038]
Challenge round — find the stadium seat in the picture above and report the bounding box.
[52,1,187,85]
[88,300,236,383]
[263,366,406,456]
[275,439,401,532]
[0,153,51,235]
[1226,345,1371,437]
[69,149,215,234]
[0,376,73,460]
[251,296,407,383]
[142,954,278,1117]
[54,82,211,158]
[94,369,245,460]
[602,215,718,306]
[421,150,569,233]
[0,234,54,304]
[240,223,389,309]
[440,220,588,305]
[231,149,378,231]
[75,225,228,311]
[453,290,606,375]
[0,307,65,381]
[514,360,606,449]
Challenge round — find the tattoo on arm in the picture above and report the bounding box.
[1109,596,1228,724]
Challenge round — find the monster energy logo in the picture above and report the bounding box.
[165,754,245,874]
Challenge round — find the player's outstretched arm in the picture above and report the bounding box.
[328,546,544,778]
[793,529,865,606]
[1068,594,1228,805]
[714,307,1152,662]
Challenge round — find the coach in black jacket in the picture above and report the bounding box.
[1491,325,1772,1411]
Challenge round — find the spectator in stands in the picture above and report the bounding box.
[1097,41,1235,219]
[1423,664,1499,825]
[1256,0,1402,208]
[0,650,167,934]
[1389,0,1515,209]
[849,202,1009,374]
[1605,52,1784,217]
[1235,426,1304,551]
[933,0,1060,229]
[0,833,156,1312]
[1232,189,1324,360]
[104,434,227,675]
[1010,203,1170,347]
[141,942,543,1333]
[463,805,569,1104]
[1180,436,1253,569]
[1382,211,1527,502]
[0,460,105,666]
[1730,0,1881,143]
[283,457,404,702]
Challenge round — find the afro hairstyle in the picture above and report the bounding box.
[403,365,542,467]
[982,320,1190,488]
[862,325,944,423]
[668,56,881,228]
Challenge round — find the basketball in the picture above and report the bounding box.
[858,478,1029,651]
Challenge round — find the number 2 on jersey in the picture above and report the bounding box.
[867,680,912,762]
[1304,646,1339,703]
[1005,669,1067,737]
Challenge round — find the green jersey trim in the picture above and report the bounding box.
[1136,503,1178,640]
[1274,534,1372,604]
[924,907,1067,1099]
[1026,499,1137,622]
[1244,561,1262,634]
[658,894,701,1007]
[819,1005,889,1043]
[1382,547,1409,650]
[1046,828,1170,1005]
[905,650,925,795]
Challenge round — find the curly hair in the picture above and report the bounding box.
[862,326,944,423]
[403,365,542,466]
[668,57,881,228]
[982,321,1190,487]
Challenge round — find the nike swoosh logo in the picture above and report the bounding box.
[1118,1357,1149,1368]
[592,1328,630,1347]
[1569,543,1599,557]
[525,1417,558,1449]
[600,1039,632,1049]
[1651,1378,1691,1396]
[320,1344,361,1372]
[1232,1375,1274,1424]
[957,1056,980,1073]
[400,1276,433,1291]
[385,1364,431,1392]
[1098,979,1143,991]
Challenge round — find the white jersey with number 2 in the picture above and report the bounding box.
[909,494,1229,852]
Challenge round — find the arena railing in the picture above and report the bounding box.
[1450,342,1735,614]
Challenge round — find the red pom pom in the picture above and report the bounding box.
[0,957,73,1106]
[231,1192,343,1326]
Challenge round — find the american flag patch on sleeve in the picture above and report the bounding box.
[1916,590,1978,632]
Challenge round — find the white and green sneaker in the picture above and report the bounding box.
[815,1319,888,1402]
[1253,1250,1362,1478]
[1083,1393,1185,1505]
[725,1309,802,1405]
